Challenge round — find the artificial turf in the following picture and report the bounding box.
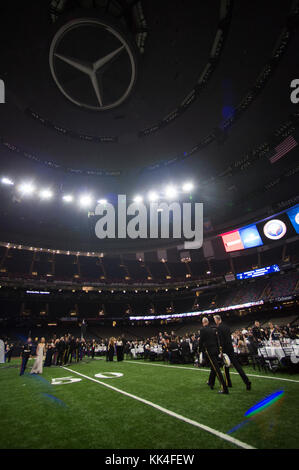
[0,357,298,449]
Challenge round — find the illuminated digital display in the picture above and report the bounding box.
[221,225,263,253]
[286,204,299,234]
[221,203,299,253]
[236,264,280,280]
[26,290,50,294]
[221,230,244,252]
[263,219,287,240]
[239,224,263,249]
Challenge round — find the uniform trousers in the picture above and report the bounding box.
[205,350,229,393]
[223,351,250,386]
[20,356,29,375]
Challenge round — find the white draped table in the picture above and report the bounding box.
[258,343,299,362]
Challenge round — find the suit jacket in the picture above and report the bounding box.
[169,341,179,351]
[181,341,190,354]
[252,326,265,341]
[198,326,219,356]
[216,322,234,354]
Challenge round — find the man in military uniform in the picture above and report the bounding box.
[252,320,266,343]
[20,338,33,375]
[78,338,86,361]
[91,339,96,360]
[213,315,251,391]
[198,317,229,394]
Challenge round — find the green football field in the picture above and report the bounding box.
[0,357,298,449]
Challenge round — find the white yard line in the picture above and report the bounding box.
[61,365,255,450]
[123,360,299,383]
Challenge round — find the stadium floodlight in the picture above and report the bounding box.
[182,182,194,192]
[97,199,107,205]
[1,177,14,185]
[79,194,93,208]
[148,191,159,202]
[62,194,73,203]
[133,195,143,203]
[39,189,53,200]
[17,182,35,196]
[165,185,177,199]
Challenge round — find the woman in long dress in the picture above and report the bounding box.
[108,337,115,362]
[30,337,46,374]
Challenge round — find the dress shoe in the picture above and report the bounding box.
[218,390,229,394]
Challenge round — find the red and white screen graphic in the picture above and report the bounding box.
[221,231,244,252]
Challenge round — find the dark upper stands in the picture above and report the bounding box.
[0,238,297,284]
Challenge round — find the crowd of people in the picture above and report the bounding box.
[18,335,100,375]
[1,318,298,378]
[96,320,299,365]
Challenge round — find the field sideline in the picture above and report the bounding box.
[0,357,298,449]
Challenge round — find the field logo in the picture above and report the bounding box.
[263,219,287,240]
[0,79,5,103]
[290,79,299,104]
[95,195,203,250]
[51,376,82,385]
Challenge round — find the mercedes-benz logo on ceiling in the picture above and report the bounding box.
[49,18,137,111]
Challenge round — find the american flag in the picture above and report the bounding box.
[269,135,298,164]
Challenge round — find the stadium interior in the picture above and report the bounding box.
[0,0,299,453]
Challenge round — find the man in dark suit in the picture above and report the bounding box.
[190,334,198,363]
[63,335,70,365]
[213,315,251,391]
[169,336,180,364]
[181,337,191,363]
[20,338,33,376]
[56,337,65,366]
[198,317,229,394]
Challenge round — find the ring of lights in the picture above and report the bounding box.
[1,1,298,182]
